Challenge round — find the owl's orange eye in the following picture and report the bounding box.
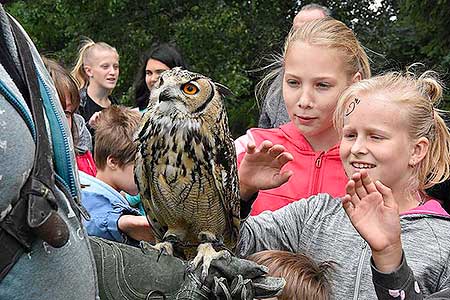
[182,83,198,95]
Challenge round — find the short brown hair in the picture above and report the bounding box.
[93,105,141,170]
[247,250,334,300]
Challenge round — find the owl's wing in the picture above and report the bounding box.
[135,134,166,242]
[211,124,240,245]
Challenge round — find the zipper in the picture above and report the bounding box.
[310,151,325,195]
[36,68,78,199]
[0,80,36,140]
[353,240,368,300]
[315,152,324,168]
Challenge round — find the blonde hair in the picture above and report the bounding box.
[284,17,370,80]
[71,37,118,89]
[256,17,371,107]
[334,71,450,191]
[93,105,141,170]
[247,250,334,300]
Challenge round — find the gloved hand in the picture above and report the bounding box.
[173,255,285,300]
[90,237,284,300]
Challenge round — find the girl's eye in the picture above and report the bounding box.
[182,83,198,95]
[370,135,384,140]
[145,70,152,76]
[317,82,331,89]
[343,132,356,139]
[286,79,299,87]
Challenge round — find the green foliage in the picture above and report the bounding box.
[5,0,449,134]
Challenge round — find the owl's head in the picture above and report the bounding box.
[148,67,232,116]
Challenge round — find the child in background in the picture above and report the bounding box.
[248,250,334,300]
[71,38,119,135]
[79,105,154,244]
[42,57,96,176]
[236,18,371,216]
[238,71,450,298]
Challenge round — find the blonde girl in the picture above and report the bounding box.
[71,38,119,131]
[237,17,371,215]
[237,71,450,299]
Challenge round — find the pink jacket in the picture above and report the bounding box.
[235,122,347,216]
[76,150,97,177]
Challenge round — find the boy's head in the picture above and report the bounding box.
[94,105,141,194]
[248,250,334,300]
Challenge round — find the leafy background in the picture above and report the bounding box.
[6,0,449,137]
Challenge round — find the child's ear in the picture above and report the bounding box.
[84,65,93,77]
[409,137,429,167]
[106,155,119,170]
[352,72,362,83]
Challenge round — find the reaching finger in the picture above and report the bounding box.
[267,144,286,158]
[352,172,368,199]
[342,194,355,215]
[360,170,377,193]
[246,141,256,154]
[276,152,294,166]
[375,180,397,209]
[345,179,361,207]
[258,140,273,153]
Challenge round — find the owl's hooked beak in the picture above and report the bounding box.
[158,89,174,103]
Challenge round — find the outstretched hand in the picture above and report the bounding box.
[238,140,293,201]
[342,170,403,272]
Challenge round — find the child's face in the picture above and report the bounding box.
[339,95,415,192]
[115,162,139,196]
[145,58,170,91]
[283,41,354,148]
[63,91,75,130]
[85,49,119,91]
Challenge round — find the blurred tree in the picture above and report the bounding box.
[5,0,449,135]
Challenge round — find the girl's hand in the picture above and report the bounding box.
[238,140,293,201]
[342,170,403,272]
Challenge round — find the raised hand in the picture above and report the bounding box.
[238,140,293,201]
[342,170,403,272]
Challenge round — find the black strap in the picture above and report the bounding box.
[0,15,69,282]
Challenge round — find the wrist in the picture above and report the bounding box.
[239,182,258,202]
[371,241,403,273]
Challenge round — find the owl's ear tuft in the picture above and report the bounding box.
[215,82,234,98]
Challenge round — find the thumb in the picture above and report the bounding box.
[375,181,396,209]
[274,170,293,186]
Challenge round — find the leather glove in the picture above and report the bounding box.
[173,255,285,300]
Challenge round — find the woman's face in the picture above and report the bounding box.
[283,41,357,150]
[145,58,170,91]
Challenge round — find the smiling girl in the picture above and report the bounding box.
[71,38,119,134]
[237,71,450,299]
[235,17,371,215]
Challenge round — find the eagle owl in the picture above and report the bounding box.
[135,67,240,276]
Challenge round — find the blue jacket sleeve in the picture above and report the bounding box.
[82,192,139,242]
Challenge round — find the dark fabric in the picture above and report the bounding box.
[89,237,187,299]
[89,237,285,300]
[78,87,118,136]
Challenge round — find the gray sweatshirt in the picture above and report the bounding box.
[237,194,450,299]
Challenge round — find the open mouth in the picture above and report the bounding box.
[351,162,375,169]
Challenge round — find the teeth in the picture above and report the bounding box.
[352,162,375,169]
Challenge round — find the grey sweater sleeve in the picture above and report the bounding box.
[237,194,332,258]
[372,252,450,299]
